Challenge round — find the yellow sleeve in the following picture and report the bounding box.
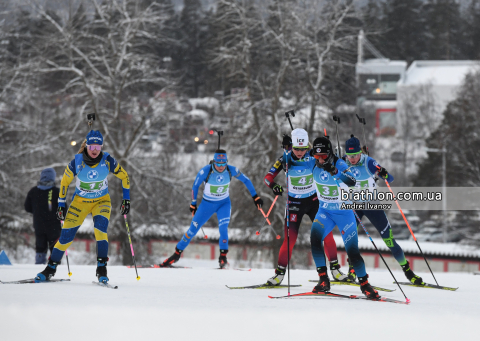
[58,164,75,206]
[113,163,130,199]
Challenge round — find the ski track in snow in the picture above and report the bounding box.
[0,262,478,341]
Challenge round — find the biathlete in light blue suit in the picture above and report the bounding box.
[288,136,380,299]
[161,149,263,268]
[343,134,424,285]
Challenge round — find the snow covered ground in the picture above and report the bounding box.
[1,259,478,341]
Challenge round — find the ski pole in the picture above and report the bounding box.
[332,115,342,157]
[378,170,439,286]
[258,195,279,225]
[285,153,291,296]
[216,130,224,149]
[65,249,72,277]
[256,196,280,239]
[352,208,410,303]
[285,110,295,130]
[60,220,72,277]
[259,208,271,225]
[123,215,140,281]
[355,114,369,155]
[256,215,280,239]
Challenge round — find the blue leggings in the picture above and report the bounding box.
[177,198,231,251]
[355,210,407,266]
[311,209,367,278]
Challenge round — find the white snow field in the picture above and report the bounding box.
[1,260,478,341]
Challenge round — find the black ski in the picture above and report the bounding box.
[0,278,71,284]
[126,264,192,269]
[268,291,409,304]
[226,284,302,289]
[92,281,118,289]
[308,279,395,292]
[269,291,352,299]
[395,282,458,291]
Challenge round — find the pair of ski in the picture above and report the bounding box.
[227,280,394,292]
[127,264,251,271]
[226,283,407,304]
[0,278,118,289]
[307,279,458,292]
[0,278,71,284]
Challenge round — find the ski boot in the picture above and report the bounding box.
[347,258,357,283]
[96,257,109,283]
[219,249,229,269]
[35,259,59,282]
[330,260,350,282]
[160,247,183,267]
[266,265,286,286]
[401,261,424,285]
[312,266,331,293]
[359,275,380,299]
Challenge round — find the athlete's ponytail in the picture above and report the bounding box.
[77,139,87,154]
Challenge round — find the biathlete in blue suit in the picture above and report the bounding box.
[343,135,424,285]
[161,149,263,268]
[289,136,380,299]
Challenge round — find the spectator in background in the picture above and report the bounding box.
[24,168,61,264]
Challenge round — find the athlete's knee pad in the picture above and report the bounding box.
[93,215,109,233]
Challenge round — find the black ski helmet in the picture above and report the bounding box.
[312,136,334,166]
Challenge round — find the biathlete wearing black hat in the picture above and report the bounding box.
[343,135,424,285]
[287,136,380,298]
[263,129,349,286]
[161,149,263,269]
[36,130,130,284]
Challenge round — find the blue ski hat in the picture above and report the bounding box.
[213,150,227,163]
[86,130,103,145]
[345,134,361,155]
[37,168,56,190]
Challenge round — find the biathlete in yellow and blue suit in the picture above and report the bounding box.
[160,149,263,269]
[35,130,130,283]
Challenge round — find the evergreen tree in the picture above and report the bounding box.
[361,0,387,57]
[381,0,427,63]
[424,0,463,60]
[462,0,480,59]
[177,0,208,97]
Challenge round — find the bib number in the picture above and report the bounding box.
[80,181,104,191]
[210,185,228,194]
[319,185,338,197]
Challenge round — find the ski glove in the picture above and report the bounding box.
[190,203,197,215]
[120,199,130,215]
[282,134,292,151]
[323,161,336,174]
[377,167,388,179]
[253,195,264,209]
[56,206,66,221]
[272,183,284,196]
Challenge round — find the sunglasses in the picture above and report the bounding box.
[346,153,361,158]
[87,145,103,151]
[313,154,328,160]
[215,162,227,167]
[293,147,308,151]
